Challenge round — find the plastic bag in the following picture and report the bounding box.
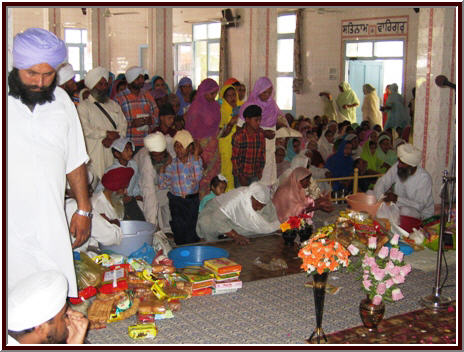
[152,230,172,257]
[74,252,105,290]
[129,243,156,263]
[253,257,288,271]
[376,202,400,226]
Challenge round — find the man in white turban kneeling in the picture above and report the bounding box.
[374,143,434,233]
[133,132,173,233]
[8,271,88,344]
[77,66,128,179]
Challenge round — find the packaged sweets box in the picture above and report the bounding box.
[203,258,242,275]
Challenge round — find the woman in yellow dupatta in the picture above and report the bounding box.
[218,84,242,192]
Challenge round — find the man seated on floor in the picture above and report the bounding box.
[374,143,434,232]
[8,270,88,345]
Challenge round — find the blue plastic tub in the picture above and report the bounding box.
[385,241,414,255]
[168,245,229,268]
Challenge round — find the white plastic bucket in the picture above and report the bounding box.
[100,220,155,256]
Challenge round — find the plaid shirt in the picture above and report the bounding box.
[231,126,265,178]
[114,88,159,147]
[159,155,203,197]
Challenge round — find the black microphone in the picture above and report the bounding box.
[435,75,456,89]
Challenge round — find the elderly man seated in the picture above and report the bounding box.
[374,143,434,232]
[8,271,88,344]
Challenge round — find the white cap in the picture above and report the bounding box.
[144,132,167,152]
[125,66,144,84]
[397,143,422,167]
[8,271,68,331]
[85,66,109,90]
[110,137,134,153]
[57,63,75,85]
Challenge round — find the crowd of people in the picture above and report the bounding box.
[8,28,432,344]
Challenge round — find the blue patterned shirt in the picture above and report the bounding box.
[159,155,203,197]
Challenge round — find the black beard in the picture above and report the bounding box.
[397,166,412,182]
[90,87,109,103]
[8,68,56,109]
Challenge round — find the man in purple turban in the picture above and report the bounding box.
[8,28,91,299]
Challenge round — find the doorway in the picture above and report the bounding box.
[344,40,405,124]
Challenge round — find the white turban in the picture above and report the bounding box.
[125,66,144,84]
[144,132,167,152]
[85,66,109,89]
[57,63,75,85]
[110,137,134,153]
[397,143,422,167]
[8,271,68,331]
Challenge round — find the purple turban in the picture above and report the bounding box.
[13,28,67,70]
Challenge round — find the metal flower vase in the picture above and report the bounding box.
[359,295,385,332]
[307,272,329,344]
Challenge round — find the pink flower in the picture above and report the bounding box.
[390,266,401,276]
[363,274,369,280]
[385,260,395,273]
[392,288,404,301]
[368,236,377,249]
[372,295,383,305]
[376,282,387,295]
[393,274,405,284]
[348,244,359,256]
[378,246,389,259]
[390,234,400,245]
[363,279,372,290]
[385,279,395,288]
[396,250,404,262]
[400,264,412,276]
[372,267,385,281]
[390,247,400,261]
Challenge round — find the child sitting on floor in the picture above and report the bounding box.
[199,174,227,212]
[159,130,203,245]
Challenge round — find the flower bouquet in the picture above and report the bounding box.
[298,226,359,343]
[280,213,313,246]
[361,234,411,304]
[358,233,412,331]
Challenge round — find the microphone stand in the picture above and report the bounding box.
[420,170,454,310]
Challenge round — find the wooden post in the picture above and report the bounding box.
[353,168,358,194]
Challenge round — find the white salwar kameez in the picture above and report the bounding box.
[374,162,434,219]
[8,87,89,297]
[65,193,123,252]
[77,94,127,179]
[133,147,171,232]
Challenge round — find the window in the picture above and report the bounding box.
[174,43,193,85]
[193,22,220,86]
[276,13,296,113]
[64,28,91,81]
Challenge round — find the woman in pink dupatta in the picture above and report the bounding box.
[272,167,314,223]
[184,78,221,199]
[239,77,284,186]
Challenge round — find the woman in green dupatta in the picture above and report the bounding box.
[336,81,360,124]
[375,134,397,167]
[360,139,388,175]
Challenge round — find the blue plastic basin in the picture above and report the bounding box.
[168,245,229,268]
[385,241,414,255]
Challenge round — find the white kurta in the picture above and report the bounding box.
[133,147,171,232]
[77,95,127,179]
[374,162,434,219]
[8,87,89,297]
[65,194,123,252]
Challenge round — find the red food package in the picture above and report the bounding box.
[69,286,98,305]
[137,313,155,324]
[99,279,129,294]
